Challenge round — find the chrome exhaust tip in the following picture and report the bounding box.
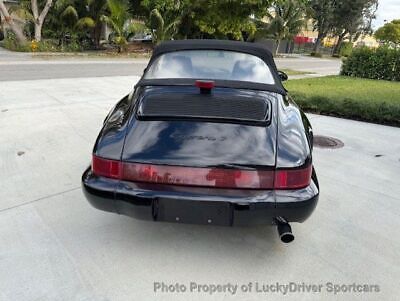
[276,218,295,243]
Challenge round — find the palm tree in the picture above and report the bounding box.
[264,0,306,55]
[149,8,181,44]
[76,0,107,48]
[101,0,130,52]
[49,0,79,47]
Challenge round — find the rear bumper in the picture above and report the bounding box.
[82,167,319,226]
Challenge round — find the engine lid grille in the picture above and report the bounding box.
[137,93,270,125]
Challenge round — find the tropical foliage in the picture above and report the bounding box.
[148,8,179,44]
[261,0,306,55]
[76,0,108,48]
[142,0,270,41]
[0,0,388,58]
[101,0,130,51]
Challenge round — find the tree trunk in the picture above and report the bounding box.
[0,0,26,44]
[34,23,41,41]
[313,33,325,53]
[31,0,53,42]
[333,32,346,56]
[93,24,102,49]
[275,39,281,56]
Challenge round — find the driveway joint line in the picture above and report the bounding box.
[0,187,81,213]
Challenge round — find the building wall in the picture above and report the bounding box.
[355,35,379,48]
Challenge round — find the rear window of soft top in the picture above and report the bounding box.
[144,50,275,85]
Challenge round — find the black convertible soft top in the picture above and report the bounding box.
[137,39,286,95]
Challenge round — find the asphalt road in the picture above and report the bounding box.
[0,61,148,81]
[1,49,399,301]
[0,47,341,81]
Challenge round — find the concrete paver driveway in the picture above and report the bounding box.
[0,71,399,299]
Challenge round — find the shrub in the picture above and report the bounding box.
[2,32,82,52]
[36,39,63,52]
[339,41,353,57]
[62,40,83,52]
[2,31,30,51]
[341,47,400,81]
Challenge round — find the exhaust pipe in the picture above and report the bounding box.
[275,217,295,243]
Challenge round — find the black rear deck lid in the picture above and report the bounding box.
[137,93,270,125]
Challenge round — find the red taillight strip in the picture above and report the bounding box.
[92,155,311,190]
[274,165,312,190]
[121,162,275,189]
[92,155,121,179]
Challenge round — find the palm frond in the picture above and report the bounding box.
[55,0,74,10]
[263,0,306,41]
[61,5,78,21]
[106,0,129,30]
[101,15,120,35]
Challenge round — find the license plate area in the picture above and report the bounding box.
[156,198,232,226]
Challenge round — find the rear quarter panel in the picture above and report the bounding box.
[275,94,312,168]
[93,93,136,160]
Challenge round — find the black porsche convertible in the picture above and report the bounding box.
[82,40,319,243]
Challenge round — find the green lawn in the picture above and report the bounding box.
[280,69,314,76]
[284,76,400,127]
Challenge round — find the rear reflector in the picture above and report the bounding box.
[92,155,311,190]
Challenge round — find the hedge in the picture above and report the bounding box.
[339,41,353,57]
[341,47,400,81]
